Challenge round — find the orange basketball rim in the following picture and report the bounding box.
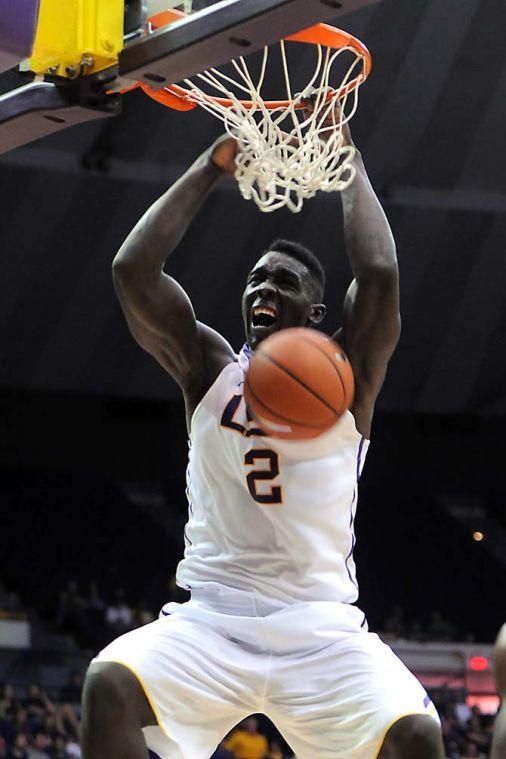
[130,9,372,113]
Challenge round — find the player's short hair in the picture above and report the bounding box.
[265,238,326,300]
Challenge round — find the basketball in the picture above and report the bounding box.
[244,328,355,440]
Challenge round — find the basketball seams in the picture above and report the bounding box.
[296,333,350,404]
[245,328,354,440]
[244,377,330,430]
[256,350,341,417]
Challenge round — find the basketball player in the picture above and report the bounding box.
[492,624,506,759]
[82,117,444,758]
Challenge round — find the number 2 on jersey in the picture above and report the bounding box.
[220,395,283,506]
[245,449,282,505]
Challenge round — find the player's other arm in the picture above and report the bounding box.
[336,143,400,438]
[112,137,238,391]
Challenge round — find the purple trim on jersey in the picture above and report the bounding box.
[344,437,367,591]
[424,694,431,708]
[344,489,358,588]
[185,445,194,542]
[356,436,365,481]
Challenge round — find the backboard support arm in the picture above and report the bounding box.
[0,0,379,155]
[118,0,379,90]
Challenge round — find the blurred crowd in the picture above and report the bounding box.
[54,580,159,650]
[212,717,286,759]
[434,688,495,759]
[0,680,499,759]
[55,583,466,654]
[57,589,470,653]
[210,697,498,759]
[0,586,499,759]
[380,606,462,643]
[0,679,82,759]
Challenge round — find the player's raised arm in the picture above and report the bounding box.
[112,136,238,393]
[335,129,401,437]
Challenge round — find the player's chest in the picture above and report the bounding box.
[194,390,354,508]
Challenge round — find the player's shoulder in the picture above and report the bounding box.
[197,321,237,383]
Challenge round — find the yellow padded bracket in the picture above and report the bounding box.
[30,0,124,78]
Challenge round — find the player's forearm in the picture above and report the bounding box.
[340,151,398,279]
[113,149,222,275]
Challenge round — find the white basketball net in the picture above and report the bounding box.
[177,41,367,212]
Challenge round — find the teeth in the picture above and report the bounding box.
[253,306,276,318]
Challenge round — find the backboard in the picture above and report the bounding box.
[0,0,380,154]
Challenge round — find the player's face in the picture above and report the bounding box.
[242,251,319,349]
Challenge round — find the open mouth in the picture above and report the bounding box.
[251,305,278,329]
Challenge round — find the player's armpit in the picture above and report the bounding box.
[336,267,400,405]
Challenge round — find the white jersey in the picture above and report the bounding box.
[176,344,369,606]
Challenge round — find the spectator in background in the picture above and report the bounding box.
[408,619,424,642]
[11,711,29,740]
[56,703,80,746]
[224,717,269,759]
[37,714,61,744]
[63,737,81,757]
[105,589,133,636]
[0,710,13,754]
[26,732,51,758]
[427,610,457,642]
[59,673,83,710]
[132,603,155,629]
[52,735,66,759]
[211,742,235,759]
[0,686,19,746]
[455,691,473,727]
[460,741,486,758]
[85,584,105,616]
[441,713,461,752]
[382,605,405,639]
[0,685,20,717]
[23,687,53,722]
[83,583,107,647]
[56,582,87,636]
[0,588,22,615]
[268,740,283,759]
[465,714,489,754]
[9,732,29,758]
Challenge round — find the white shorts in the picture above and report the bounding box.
[94,591,440,759]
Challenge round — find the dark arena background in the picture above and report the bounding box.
[0,0,505,757]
